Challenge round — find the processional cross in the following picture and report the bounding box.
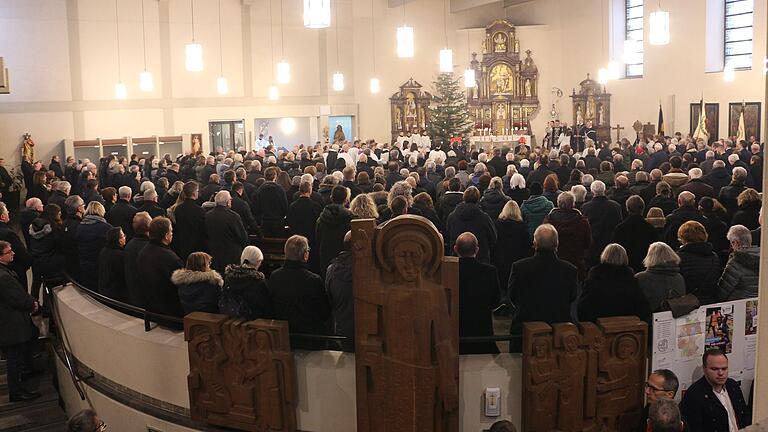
[611,124,624,143]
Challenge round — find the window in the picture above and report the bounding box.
[725,0,753,69]
[625,0,643,77]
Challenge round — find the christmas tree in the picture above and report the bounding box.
[427,72,473,148]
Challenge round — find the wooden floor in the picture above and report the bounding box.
[0,355,67,432]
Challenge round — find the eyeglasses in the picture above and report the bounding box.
[95,421,107,432]
[644,382,667,392]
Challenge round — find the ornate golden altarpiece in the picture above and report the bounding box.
[467,20,540,136]
[570,74,612,143]
[390,78,433,142]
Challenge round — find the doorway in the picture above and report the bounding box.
[209,120,245,153]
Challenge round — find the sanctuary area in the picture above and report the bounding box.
[1,0,768,431]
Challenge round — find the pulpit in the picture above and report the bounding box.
[570,75,611,144]
[390,78,433,142]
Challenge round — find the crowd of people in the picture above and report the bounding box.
[0,132,762,419]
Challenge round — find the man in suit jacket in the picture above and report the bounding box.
[680,349,751,432]
[456,232,500,354]
[507,223,578,352]
[204,191,248,274]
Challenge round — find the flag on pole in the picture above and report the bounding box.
[736,106,746,143]
[658,104,665,136]
[693,98,709,142]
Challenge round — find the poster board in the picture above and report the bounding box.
[651,298,758,401]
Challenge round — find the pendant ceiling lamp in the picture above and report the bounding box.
[216,0,228,95]
[397,1,414,58]
[304,0,330,28]
[267,0,278,100]
[277,0,290,84]
[649,1,670,46]
[114,0,126,99]
[332,0,344,91]
[464,31,475,88]
[438,0,452,72]
[369,0,379,93]
[138,0,153,92]
[185,0,203,71]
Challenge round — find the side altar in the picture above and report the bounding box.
[467,20,540,138]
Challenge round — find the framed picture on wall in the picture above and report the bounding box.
[728,102,761,142]
[191,133,202,155]
[690,103,719,144]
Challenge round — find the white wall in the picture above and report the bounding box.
[0,0,764,167]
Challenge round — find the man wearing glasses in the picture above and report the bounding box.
[637,369,679,432]
[0,240,41,402]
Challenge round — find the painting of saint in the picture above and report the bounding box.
[493,32,508,52]
[490,64,513,95]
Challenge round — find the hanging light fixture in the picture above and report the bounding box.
[303,0,330,29]
[723,64,736,82]
[369,0,379,93]
[216,0,228,95]
[267,0,278,100]
[138,0,153,92]
[438,0,452,72]
[464,31,475,88]
[276,0,291,84]
[396,1,414,58]
[649,1,670,46]
[185,0,203,71]
[332,0,343,91]
[114,0,126,99]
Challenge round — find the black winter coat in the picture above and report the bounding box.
[0,222,32,287]
[98,245,127,301]
[48,190,68,213]
[253,181,288,235]
[204,206,248,274]
[0,264,38,347]
[612,214,658,273]
[678,242,721,305]
[316,204,353,276]
[577,264,651,323]
[325,251,354,350]
[491,219,532,292]
[76,215,112,289]
[223,264,272,320]
[446,203,497,264]
[703,167,732,196]
[731,201,761,230]
[718,183,746,219]
[459,257,500,354]
[106,199,137,239]
[28,218,66,280]
[647,195,678,218]
[136,201,166,219]
[124,235,149,307]
[137,241,184,322]
[438,192,463,227]
[663,206,709,250]
[62,215,81,279]
[171,199,207,261]
[171,268,223,315]
[268,260,331,349]
[680,377,750,432]
[480,189,511,220]
[581,196,623,265]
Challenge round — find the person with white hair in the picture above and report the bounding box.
[542,191,592,279]
[702,159,731,196]
[106,186,138,239]
[48,180,71,210]
[679,167,715,201]
[221,245,272,320]
[204,190,249,273]
[578,243,651,322]
[136,188,165,218]
[506,223,577,351]
[662,191,708,249]
[717,166,748,218]
[718,224,760,300]
[581,180,623,268]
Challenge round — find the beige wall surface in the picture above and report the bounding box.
[0,0,764,165]
[54,284,524,431]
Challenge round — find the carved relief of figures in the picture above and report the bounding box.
[522,317,647,432]
[493,32,508,52]
[491,64,514,95]
[353,216,459,432]
[185,313,297,432]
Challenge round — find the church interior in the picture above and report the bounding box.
[1,0,768,431]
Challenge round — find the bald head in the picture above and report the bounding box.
[26,198,43,212]
[678,191,695,207]
[454,232,479,257]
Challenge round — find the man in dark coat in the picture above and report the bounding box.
[106,186,138,240]
[171,182,207,262]
[446,186,497,264]
[124,212,151,307]
[230,182,259,233]
[456,232,500,354]
[268,235,331,350]
[580,180,623,267]
[252,167,288,237]
[0,158,14,209]
[717,166,748,220]
[507,224,577,352]
[487,148,508,180]
[0,203,32,288]
[287,179,323,273]
[679,168,715,203]
[525,155,553,186]
[316,186,353,277]
[136,216,184,325]
[325,232,354,351]
[542,191,592,279]
[198,173,221,204]
[703,160,732,196]
[48,182,70,213]
[663,192,708,250]
[0,240,41,402]
[612,196,658,273]
[680,349,751,432]
[204,190,248,274]
[19,198,43,248]
[137,189,166,219]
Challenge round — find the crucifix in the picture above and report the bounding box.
[0,58,9,94]
[611,124,624,143]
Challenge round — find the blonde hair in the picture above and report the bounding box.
[85,201,106,218]
[643,242,681,268]
[350,194,379,219]
[600,243,628,266]
[498,200,523,222]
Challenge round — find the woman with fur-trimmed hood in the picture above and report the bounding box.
[172,252,223,315]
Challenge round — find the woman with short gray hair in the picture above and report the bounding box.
[221,246,272,320]
[577,243,651,323]
[636,242,685,311]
